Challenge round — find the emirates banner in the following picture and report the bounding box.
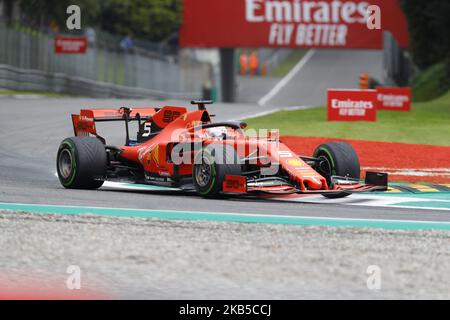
[327,89,377,122]
[180,0,408,49]
[376,87,412,112]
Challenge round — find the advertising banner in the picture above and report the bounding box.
[376,87,412,112]
[54,36,87,54]
[327,89,377,121]
[180,0,409,49]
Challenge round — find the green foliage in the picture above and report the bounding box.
[18,0,101,29]
[400,0,450,101]
[98,0,181,41]
[412,63,450,102]
[400,0,450,69]
[15,0,181,41]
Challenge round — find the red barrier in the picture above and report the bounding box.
[376,87,412,112]
[327,89,377,122]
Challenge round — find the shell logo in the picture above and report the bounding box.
[287,159,304,167]
[152,145,160,165]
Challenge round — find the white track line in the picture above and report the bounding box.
[258,49,316,106]
[274,194,450,211]
[362,167,450,177]
[231,105,316,121]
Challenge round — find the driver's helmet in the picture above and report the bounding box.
[205,127,227,139]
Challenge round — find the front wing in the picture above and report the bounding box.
[223,172,389,196]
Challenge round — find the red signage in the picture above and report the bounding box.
[376,87,412,112]
[328,89,377,121]
[54,36,87,54]
[180,0,409,49]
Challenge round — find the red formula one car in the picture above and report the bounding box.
[57,101,388,198]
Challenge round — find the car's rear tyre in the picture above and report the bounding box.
[313,142,360,199]
[57,137,107,189]
[193,144,242,198]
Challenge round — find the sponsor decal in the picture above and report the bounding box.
[287,159,304,167]
[138,144,155,163]
[54,36,87,54]
[180,0,409,49]
[79,115,94,122]
[278,150,295,158]
[158,171,171,177]
[223,175,247,193]
[327,89,377,121]
[152,145,160,166]
[73,114,95,134]
[76,121,93,131]
[163,110,182,123]
[152,106,186,128]
[376,87,411,112]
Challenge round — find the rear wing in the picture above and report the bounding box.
[72,107,158,144]
[71,106,188,146]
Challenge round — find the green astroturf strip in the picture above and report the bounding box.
[1,202,450,231]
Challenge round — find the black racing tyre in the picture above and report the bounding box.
[193,144,242,198]
[57,137,107,189]
[313,142,360,199]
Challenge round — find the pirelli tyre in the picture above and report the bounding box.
[57,137,107,189]
[193,144,242,198]
[313,142,360,198]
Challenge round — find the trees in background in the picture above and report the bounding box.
[16,0,100,30]
[99,0,181,42]
[400,0,450,69]
[400,0,450,100]
[6,0,181,42]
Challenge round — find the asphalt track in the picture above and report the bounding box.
[260,49,383,107]
[0,96,448,223]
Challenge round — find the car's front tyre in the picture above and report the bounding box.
[313,142,360,199]
[193,144,242,198]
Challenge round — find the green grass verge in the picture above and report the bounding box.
[0,89,67,97]
[412,62,450,102]
[269,50,307,78]
[245,90,450,146]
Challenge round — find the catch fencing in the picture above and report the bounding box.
[0,24,208,99]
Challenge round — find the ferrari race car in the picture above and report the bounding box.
[57,101,388,198]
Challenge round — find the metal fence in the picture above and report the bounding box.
[0,24,208,99]
[383,31,415,87]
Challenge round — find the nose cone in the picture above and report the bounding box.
[305,177,325,190]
